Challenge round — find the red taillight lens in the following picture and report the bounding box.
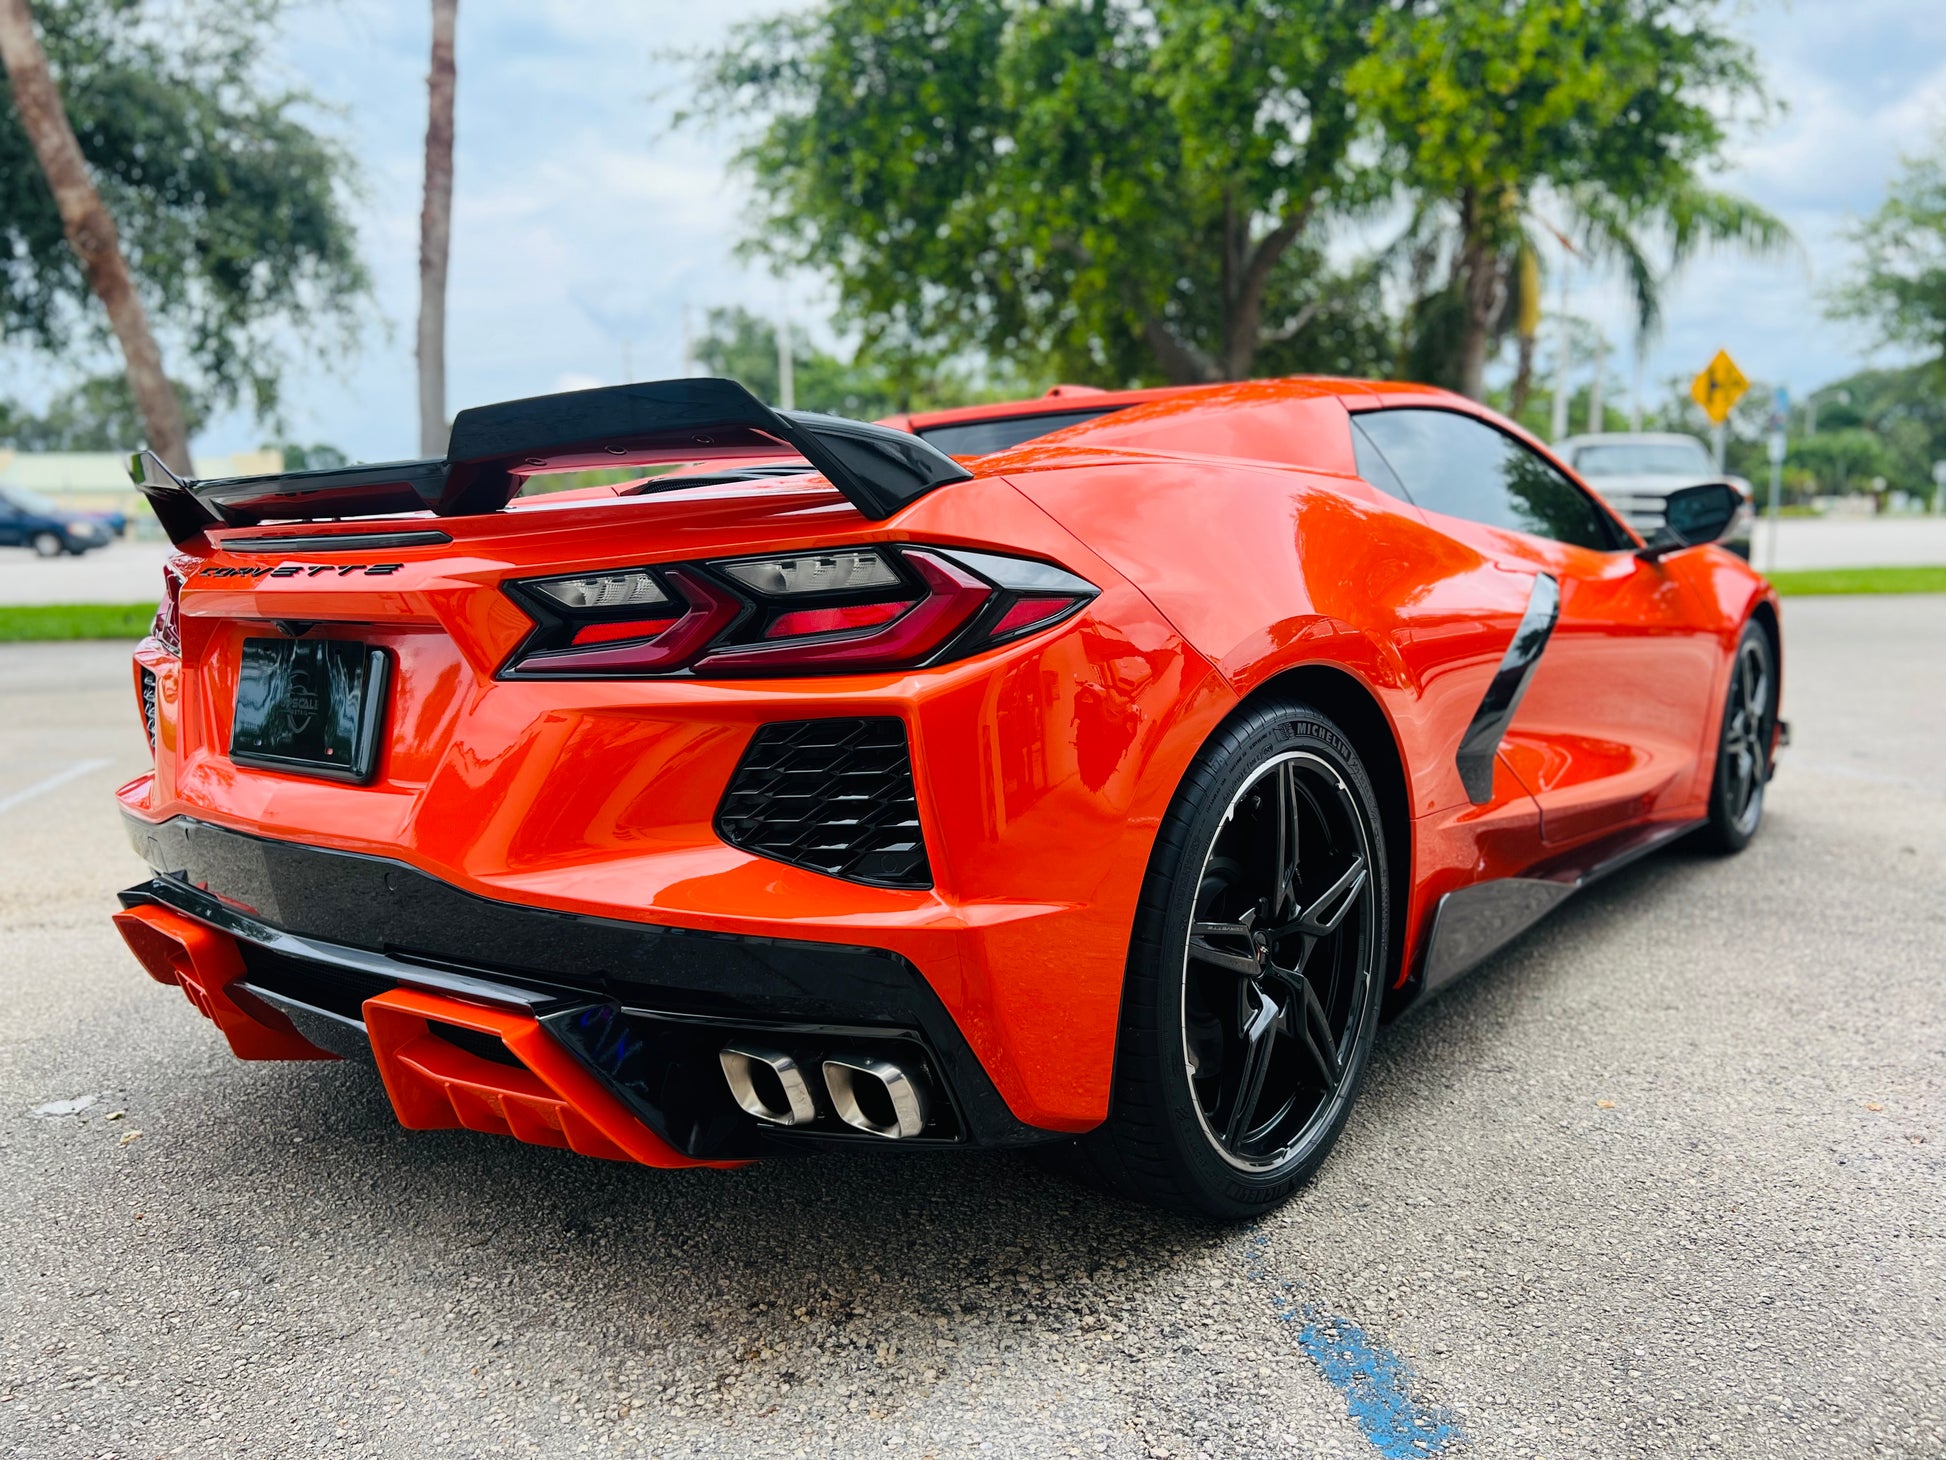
[765,600,913,638]
[990,594,1083,639]
[694,552,989,674]
[501,546,1096,679]
[151,559,185,654]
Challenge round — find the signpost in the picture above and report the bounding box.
[1766,387,1789,572]
[1691,348,1751,473]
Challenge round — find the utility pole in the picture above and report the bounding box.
[1629,342,1644,433]
[776,288,795,411]
[1549,263,1572,444]
[1765,387,1788,573]
[1587,331,1607,435]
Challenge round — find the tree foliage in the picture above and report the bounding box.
[0,0,368,422]
[690,0,1396,387]
[693,306,1012,417]
[0,370,202,449]
[1351,0,1788,398]
[1830,132,1946,376]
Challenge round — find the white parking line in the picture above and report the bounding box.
[0,758,113,817]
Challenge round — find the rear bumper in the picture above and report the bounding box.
[119,814,1055,1161]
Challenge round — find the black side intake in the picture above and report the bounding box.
[716,718,931,889]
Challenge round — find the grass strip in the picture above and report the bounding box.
[1,565,1940,642]
[1766,565,1946,596]
[0,602,156,642]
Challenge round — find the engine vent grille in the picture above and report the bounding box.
[717,718,931,889]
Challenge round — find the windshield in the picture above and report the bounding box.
[916,407,1119,457]
[0,486,61,514]
[1571,441,1711,477]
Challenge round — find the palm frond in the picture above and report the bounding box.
[1561,190,1663,340]
[1663,187,1799,269]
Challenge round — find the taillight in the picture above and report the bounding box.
[151,559,185,654]
[501,545,1096,679]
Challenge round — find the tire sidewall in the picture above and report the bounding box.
[31,531,64,558]
[1133,704,1390,1212]
[1707,622,1774,853]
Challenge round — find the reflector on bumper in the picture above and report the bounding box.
[112,904,335,1062]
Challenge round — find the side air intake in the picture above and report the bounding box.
[716,718,931,889]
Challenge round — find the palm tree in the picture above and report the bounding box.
[1398,181,1794,407]
[0,0,190,470]
[417,0,458,457]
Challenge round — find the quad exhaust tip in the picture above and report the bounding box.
[821,1054,929,1139]
[717,1043,931,1139]
[718,1044,818,1127]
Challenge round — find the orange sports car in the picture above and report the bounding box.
[113,376,1781,1217]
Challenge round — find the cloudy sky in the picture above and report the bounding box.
[16,0,1946,457]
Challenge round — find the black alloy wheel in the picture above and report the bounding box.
[1079,701,1389,1218]
[1703,622,1776,853]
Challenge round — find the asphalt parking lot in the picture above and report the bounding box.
[1,597,1941,1460]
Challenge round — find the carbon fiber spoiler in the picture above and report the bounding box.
[128,377,972,545]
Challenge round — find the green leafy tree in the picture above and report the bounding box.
[690,0,1394,387]
[0,371,204,450]
[1352,0,1789,399]
[1795,367,1946,506]
[693,306,1011,417]
[0,0,368,442]
[1830,131,1946,377]
[271,442,349,472]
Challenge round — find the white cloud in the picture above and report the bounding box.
[20,0,1944,458]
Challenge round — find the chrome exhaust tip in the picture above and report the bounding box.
[719,1044,817,1127]
[821,1055,929,1139]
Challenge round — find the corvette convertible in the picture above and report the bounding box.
[112,375,1781,1217]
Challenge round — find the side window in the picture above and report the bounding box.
[1353,409,1619,551]
[1349,419,1412,502]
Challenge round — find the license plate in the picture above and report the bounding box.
[230,638,390,783]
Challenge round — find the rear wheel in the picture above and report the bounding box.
[1701,621,1776,853]
[1080,701,1389,1218]
[30,531,63,558]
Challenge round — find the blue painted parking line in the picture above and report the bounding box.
[1245,1233,1466,1456]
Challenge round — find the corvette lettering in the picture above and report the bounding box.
[197,563,402,578]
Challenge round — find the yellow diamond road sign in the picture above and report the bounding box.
[1691,349,1750,426]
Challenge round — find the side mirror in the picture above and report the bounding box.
[1638,482,1743,560]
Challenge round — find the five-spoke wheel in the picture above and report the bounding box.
[1182,751,1376,1171]
[1082,701,1389,1217]
[1704,622,1776,853]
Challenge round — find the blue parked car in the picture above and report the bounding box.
[0,485,121,556]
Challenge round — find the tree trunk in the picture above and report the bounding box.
[1143,317,1221,385]
[1221,211,1308,380]
[1453,189,1508,402]
[1510,332,1537,416]
[417,0,458,457]
[0,0,190,472]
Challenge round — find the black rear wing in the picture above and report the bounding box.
[129,377,972,545]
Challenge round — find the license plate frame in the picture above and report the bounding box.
[229,637,391,784]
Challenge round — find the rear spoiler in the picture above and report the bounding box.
[128,377,973,545]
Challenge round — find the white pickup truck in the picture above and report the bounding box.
[1555,432,1754,558]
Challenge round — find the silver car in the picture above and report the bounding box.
[1554,432,1754,558]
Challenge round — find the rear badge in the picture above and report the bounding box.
[199,563,402,579]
